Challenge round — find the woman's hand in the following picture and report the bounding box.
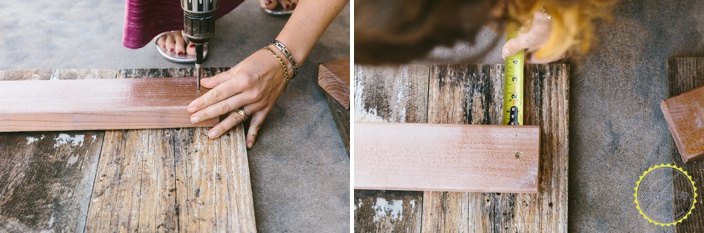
[187,48,288,148]
[501,11,564,64]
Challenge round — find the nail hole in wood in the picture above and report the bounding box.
[515,152,521,159]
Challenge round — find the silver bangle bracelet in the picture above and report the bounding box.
[270,39,299,78]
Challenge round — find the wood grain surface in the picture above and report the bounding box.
[319,59,351,153]
[354,65,428,233]
[668,57,704,232]
[0,78,217,132]
[319,59,350,109]
[355,123,540,192]
[354,64,569,232]
[85,128,255,232]
[661,84,704,163]
[0,68,256,232]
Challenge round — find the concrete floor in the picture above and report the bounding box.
[0,0,349,232]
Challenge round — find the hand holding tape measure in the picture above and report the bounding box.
[501,10,564,125]
[502,22,525,126]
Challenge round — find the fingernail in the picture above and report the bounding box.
[265,0,272,4]
[208,130,217,138]
[190,116,200,124]
[188,103,199,112]
[178,52,185,56]
[170,48,175,52]
[247,141,253,148]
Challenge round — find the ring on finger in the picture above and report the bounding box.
[237,108,248,120]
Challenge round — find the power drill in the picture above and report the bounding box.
[181,0,218,91]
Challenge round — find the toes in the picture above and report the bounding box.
[157,36,166,49]
[186,43,196,56]
[279,0,292,10]
[260,0,277,10]
[165,33,176,54]
[174,32,186,56]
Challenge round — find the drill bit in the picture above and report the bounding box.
[195,63,201,92]
[195,44,204,93]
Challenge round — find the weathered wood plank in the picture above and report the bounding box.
[319,59,351,153]
[84,68,256,232]
[173,127,256,232]
[354,65,429,233]
[0,78,217,132]
[85,130,175,232]
[355,123,540,192]
[0,131,103,233]
[354,65,429,123]
[668,57,704,232]
[525,64,569,233]
[420,64,568,232]
[354,190,423,233]
[0,69,115,233]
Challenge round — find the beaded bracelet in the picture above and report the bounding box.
[270,39,299,78]
[264,46,291,81]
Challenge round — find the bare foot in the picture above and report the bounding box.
[260,0,297,11]
[156,31,196,56]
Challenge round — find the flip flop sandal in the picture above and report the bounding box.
[263,4,294,15]
[155,31,208,64]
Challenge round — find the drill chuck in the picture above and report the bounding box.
[181,0,218,44]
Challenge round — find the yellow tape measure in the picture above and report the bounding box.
[503,23,525,125]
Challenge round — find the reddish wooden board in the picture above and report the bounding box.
[661,84,704,163]
[354,122,541,193]
[318,59,350,109]
[0,78,217,132]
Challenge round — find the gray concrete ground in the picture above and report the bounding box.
[0,0,349,232]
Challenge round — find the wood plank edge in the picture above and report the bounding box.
[661,100,698,163]
[318,64,350,109]
[353,186,539,193]
[0,117,217,132]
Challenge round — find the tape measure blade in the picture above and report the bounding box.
[502,22,525,125]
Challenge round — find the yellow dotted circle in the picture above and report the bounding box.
[634,163,697,227]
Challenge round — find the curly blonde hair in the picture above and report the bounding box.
[506,0,617,61]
